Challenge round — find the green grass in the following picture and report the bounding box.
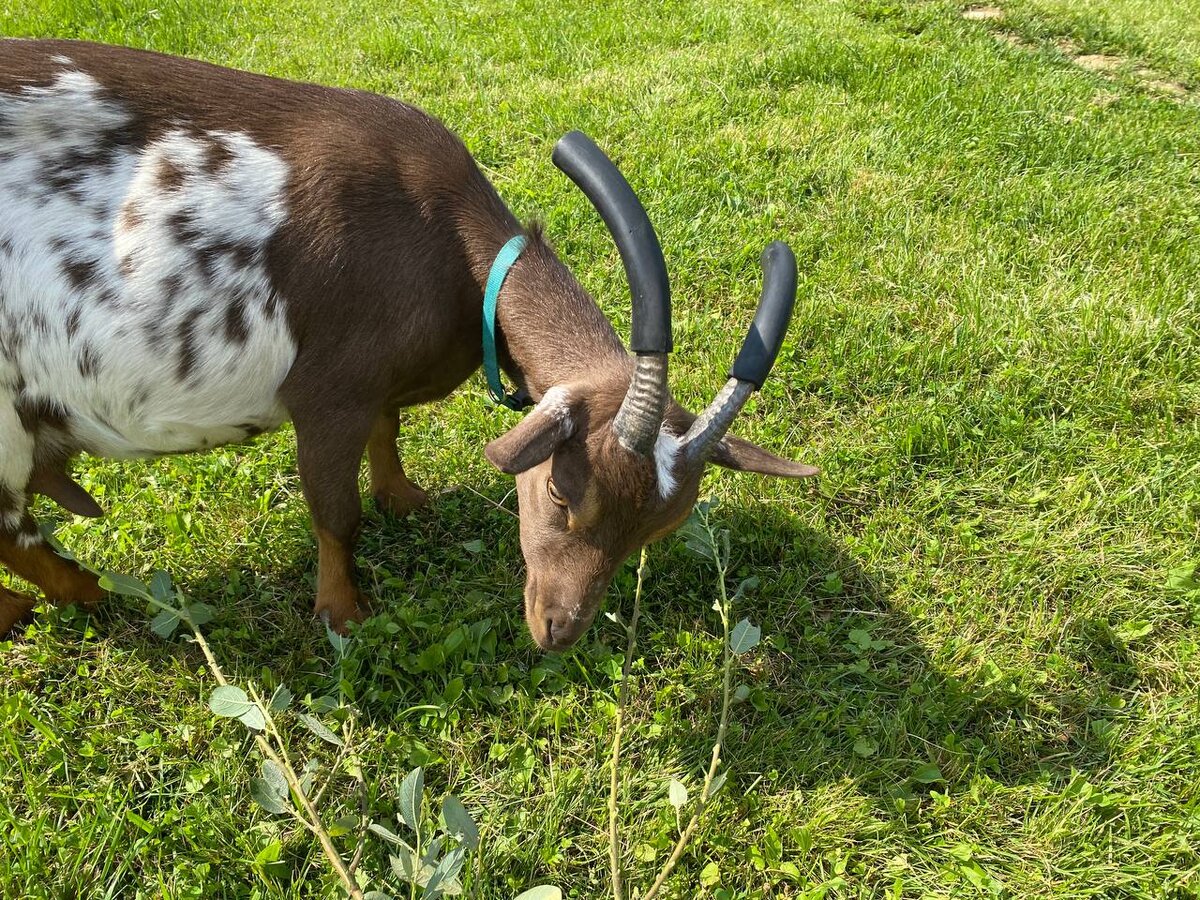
[3,0,1200,896]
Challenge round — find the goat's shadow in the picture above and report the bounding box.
[637,501,1122,801]
[74,477,1117,802]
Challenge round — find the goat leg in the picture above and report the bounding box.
[0,512,104,609]
[367,408,429,517]
[292,406,375,632]
[28,467,105,518]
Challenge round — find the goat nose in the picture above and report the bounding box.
[545,611,574,648]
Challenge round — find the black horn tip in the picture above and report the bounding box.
[550,130,673,355]
[729,241,798,389]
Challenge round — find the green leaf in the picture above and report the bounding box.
[363,893,393,900]
[389,847,419,884]
[708,771,728,797]
[370,822,416,852]
[668,779,688,810]
[209,686,253,719]
[328,814,359,837]
[238,704,266,732]
[397,767,424,834]
[262,759,287,799]
[513,888,562,900]
[732,576,759,600]
[150,608,181,639]
[149,570,173,603]
[98,571,150,599]
[854,737,879,758]
[912,763,944,784]
[186,602,215,627]
[1113,619,1154,643]
[1166,564,1198,593]
[732,684,750,703]
[299,758,319,794]
[700,862,721,887]
[729,619,761,654]
[268,685,293,713]
[441,795,479,850]
[298,713,343,746]
[250,777,288,815]
[254,839,282,865]
[425,847,466,897]
[325,622,351,656]
[461,539,484,554]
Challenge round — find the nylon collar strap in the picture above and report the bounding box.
[482,234,530,411]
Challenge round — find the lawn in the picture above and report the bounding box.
[2,0,1199,897]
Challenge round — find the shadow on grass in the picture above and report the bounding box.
[631,500,1120,806]
[67,479,1116,802]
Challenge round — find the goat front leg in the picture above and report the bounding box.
[0,585,37,636]
[293,411,375,632]
[0,511,105,611]
[367,408,429,517]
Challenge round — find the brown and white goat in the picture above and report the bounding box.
[0,40,815,650]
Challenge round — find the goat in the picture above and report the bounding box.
[0,39,816,650]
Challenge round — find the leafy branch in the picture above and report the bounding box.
[99,570,367,898]
[607,501,760,899]
[102,568,562,899]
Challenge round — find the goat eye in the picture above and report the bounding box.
[546,478,568,508]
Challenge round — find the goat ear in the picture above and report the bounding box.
[709,434,818,479]
[484,389,577,475]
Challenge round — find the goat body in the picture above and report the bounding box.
[0,39,814,648]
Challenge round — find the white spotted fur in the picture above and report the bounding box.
[0,68,297,520]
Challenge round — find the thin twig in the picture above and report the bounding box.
[174,606,365,900]
[640,520,734,900]
[608,546,649,900]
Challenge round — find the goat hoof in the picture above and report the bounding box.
[315,592,368,635]
[47,571,106,610]
[373,481,429,518]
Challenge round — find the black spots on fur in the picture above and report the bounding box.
[203,138,234,176]
[65,306,82,339]
[236,422,267,439]
[62,257,100,291]
[0,485,17,516]
[167,209,202,246]
[77,342,100,378]
[160,273,185,307]
[118,252,137,279]
[263,290,280,319]
[176,307,204,382]
[156,157,186,191]
[14,392,68,433]
[224,293,249,344]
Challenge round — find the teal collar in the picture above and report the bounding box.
[482,234,529,411]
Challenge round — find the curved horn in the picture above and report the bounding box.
[681,241,798,465]
[552,131,671,455]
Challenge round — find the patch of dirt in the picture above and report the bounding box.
[1074,54,1124,73]
[959,4,1193,104]
[1135,68,1188,96]
[962,6,1004,21]
[995,31,1034,49]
